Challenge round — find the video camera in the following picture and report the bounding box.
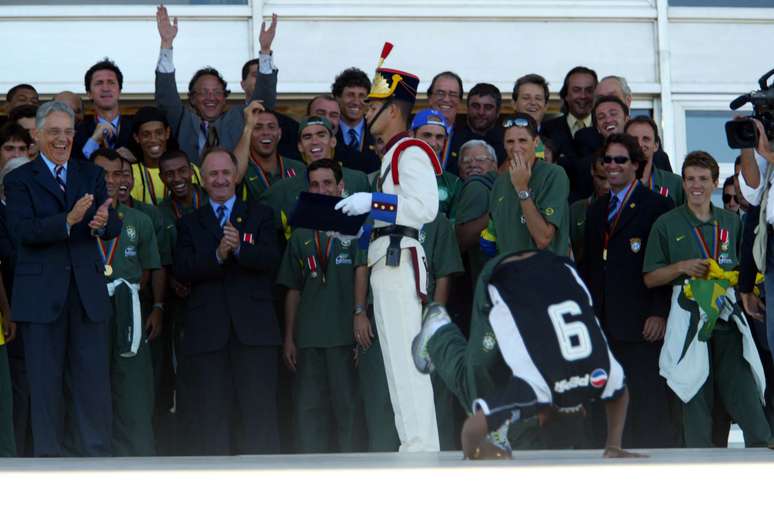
[725,68,774,149]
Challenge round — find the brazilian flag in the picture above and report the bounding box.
[687,279,730,341]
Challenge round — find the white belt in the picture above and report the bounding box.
[107,278,142,358]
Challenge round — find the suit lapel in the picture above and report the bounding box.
[65,159,83,209]
[31,156,66,208]
[230,199,247,233]
[199,203,223,242]
[611,182,642,237]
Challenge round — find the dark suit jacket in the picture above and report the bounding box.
[582,183,674,343]
[334,124,380,173]
[0,203,22,357]
[173,198,280,355]
[73,114,135,161]
[541,114,577,162]
[541,115,592,202]
[3,156,122,324]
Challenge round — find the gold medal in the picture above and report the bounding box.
[104,264,113,277]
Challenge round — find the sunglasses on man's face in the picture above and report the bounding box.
[602,155,630,164]
[722,193,740,204]
[503,118,532,129]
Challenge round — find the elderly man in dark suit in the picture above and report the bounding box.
[174,147,281,455]
[582,133,675,448]
[3,100,122,457]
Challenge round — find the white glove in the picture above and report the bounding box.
[335,192,372,216]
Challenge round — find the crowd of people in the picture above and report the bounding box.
[0,5,772,458]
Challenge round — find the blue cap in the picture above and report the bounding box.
[410,108,450,134]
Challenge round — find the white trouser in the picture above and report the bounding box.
[371,251,440,452]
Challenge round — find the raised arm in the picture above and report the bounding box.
[154,4,184,132]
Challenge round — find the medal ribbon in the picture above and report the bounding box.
[692,221,719,261]
[602,181,637,261]
[139,164,163,206]
[97,235,120,269]
[171,188,201,220]
[313,230,334,284]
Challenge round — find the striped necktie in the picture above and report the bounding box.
[216,204,227,227]
[347,128,359,149]
[54,165,66,192]
[607,194,620,223]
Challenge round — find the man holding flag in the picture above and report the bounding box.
[643,150,770,447]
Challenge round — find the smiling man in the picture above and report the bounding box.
[643,150,771,448]
[3,100,121,456]
[331,68,380,173]
[582,133,675,448]
[75,59,134,161]
[625,116,683,206]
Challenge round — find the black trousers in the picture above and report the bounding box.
[178,326,279,455]
[22,280,111,457]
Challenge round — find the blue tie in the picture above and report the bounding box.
[607,194,620,224]
[54,165,66,192]
[216,204,227,227]
[348,128,359,149]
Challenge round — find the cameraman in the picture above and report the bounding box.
[737,118,774,355]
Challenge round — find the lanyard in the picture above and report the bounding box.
[138,163,166,206]
[313,230,334,284]
[692,221,720,260]
[171,189,202,220]
[602,181,637,261]
[249,153,292,191]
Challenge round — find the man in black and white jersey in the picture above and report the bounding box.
[412,249,642,459]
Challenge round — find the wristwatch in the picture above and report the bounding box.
[353,304,366,316]
[517,190,531,201]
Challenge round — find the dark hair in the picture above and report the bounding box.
[682,150,719,182]
[241,58,260,81]
[541,136,559,163]
[307,158,342,183]
[603,133,646,179]
[188,67,230,97]
[427,71,464,100]
[503,112,539,139]
[468,83,502,109]
[8,104,37,123]
[306,94,338,115]
[131,106,169,135]
[723,176,736,190]
[201,146,239,170]
[0,122,32,147]
[593,95,629,117]
[90,147,122,164]
[331,68,371,98]
[624,115,659,140]
[513,74,549,104]
[734,155,742,168]
[558,66,598,102]
[6,84,37,103]
[84,58,124,92]
[159,149,191,173]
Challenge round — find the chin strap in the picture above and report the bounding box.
[366,100,392,133]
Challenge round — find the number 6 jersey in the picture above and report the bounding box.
[475,250,625,427]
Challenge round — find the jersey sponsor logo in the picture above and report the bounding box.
[124,246,137,258]
[719,253,733,266]
[335,253,352,265]
[590,368,608,388]
[554,374,590,393]
[630,238,641,253]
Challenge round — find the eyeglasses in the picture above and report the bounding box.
[461,155,494,165]
[193,89,225,98]
[432,89,460,100]
[502,118,532,129]
[602,155,630,164]
[722,193,740,204]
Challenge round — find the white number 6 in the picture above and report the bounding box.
[547,301,592,361]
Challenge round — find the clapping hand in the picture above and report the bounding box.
[88,198,113,231]
[217,221,240,261]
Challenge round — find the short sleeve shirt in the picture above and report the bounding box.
[276,228,366,348]
[643,204,741,285]
[241,155,306,203]
[436,171,463,223]
[487,160,570,256]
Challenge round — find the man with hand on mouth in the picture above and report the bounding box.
[93,147,161,456]
[644,151,771,448]
[233,106,305,202]
[130,106,201,207]
[75,58,134,162]
[625,116,684,206]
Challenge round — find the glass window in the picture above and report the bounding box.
[685,110,751,164]
[670,0,774,6]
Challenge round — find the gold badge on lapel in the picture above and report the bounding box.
[236,216,243,224]
[630,238,642,253]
